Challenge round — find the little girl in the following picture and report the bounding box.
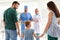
[21,21,39,40]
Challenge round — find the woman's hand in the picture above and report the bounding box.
[35,36,40,38]
[39,33,45,38]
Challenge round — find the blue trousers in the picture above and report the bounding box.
[5,29,17,40]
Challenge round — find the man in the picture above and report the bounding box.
[19,5,33,31]
[3,1,20,40]
[19,5,33,40]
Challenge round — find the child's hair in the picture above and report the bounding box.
[25,21,30,27]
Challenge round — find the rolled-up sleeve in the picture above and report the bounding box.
[12,10,18,23]
[19,13,22,20]
[3,13,5,22]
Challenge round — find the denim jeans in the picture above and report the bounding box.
[5,29,17,40]
[36,33,40,40]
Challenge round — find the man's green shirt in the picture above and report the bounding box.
[4,7,18,30]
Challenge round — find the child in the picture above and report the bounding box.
[33,8,40,40]
[21,21,39,40]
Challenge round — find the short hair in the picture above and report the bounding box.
[25,21,30,27]
[12,1,20,5]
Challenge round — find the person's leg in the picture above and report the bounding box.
[5,29,10,40]
[8,30,17,40]
[36,33,40,40]
[48,35,58,40]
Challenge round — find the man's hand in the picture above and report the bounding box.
[17,31,20,37]
[15,22,20,37]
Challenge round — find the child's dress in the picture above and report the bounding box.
[22,29,34,40]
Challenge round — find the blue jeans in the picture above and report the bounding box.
[5,29,17,40]
[36,33,40,40]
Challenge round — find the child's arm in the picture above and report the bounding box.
[21,34,24,38]
[33,33,36,38]
[20,34,24,40]
[33,33,40,38]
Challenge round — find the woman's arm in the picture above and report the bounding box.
[40,12,53,37]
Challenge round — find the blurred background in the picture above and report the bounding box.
[0,0,60,40]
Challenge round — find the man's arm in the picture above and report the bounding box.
[15,22,20,36]
[13,10,20,36]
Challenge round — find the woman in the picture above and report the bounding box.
[40,1,60,40]
[33,8,40,40]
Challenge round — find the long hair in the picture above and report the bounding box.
[47,1,60,18]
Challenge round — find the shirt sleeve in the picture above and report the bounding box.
[3,13,5,22]
[29,13,33,20]
[32,29,34,33]
[12,10,18,23]
[19,13,22,20]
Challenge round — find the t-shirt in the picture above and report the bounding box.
[4,7,18,30]
[20,12,33,29]
[33,14,40,33]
